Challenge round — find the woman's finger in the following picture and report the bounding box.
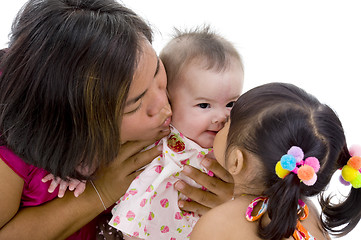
[201,157,233,183]
[178,199,211,216]
[181,165,233,198]
[122,143,164,175]
[174,180,221,209]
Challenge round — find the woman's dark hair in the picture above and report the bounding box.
[0,0,152,179]
[226,82,360,239]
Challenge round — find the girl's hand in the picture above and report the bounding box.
[42,174,86,198]
[175,157,234,216]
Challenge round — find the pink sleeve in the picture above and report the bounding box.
[0,146,31,182]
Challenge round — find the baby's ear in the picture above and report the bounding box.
[227,148,244,175]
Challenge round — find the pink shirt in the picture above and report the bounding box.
[0,145,97,239]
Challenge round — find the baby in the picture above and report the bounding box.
[108,26,244,239]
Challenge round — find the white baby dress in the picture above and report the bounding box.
[109,126,212,239]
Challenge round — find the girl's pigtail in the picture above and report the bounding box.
[258,174,301,240]
[321,145,361,236]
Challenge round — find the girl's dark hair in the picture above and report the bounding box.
[0,0,152,179]
[227,82,360,239]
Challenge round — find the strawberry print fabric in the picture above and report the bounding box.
[109,126,212,239]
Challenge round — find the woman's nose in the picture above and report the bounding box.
[147,88,170,117]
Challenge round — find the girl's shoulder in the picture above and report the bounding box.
[190,196,260,240]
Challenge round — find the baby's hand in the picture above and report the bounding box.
[42,174,86,198]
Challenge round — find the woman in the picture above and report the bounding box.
[0,0,233,239]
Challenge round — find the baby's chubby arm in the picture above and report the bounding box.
[42,174,86,198]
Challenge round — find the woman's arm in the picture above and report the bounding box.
[175,157,234,215]
[0,139,164,239]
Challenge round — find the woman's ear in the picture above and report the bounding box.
[227,148,244,175]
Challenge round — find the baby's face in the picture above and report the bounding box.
[168,58,243,148]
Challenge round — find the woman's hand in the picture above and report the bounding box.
[175,157,234,215]
[93,130,169,208]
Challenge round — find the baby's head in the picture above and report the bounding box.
[160,26,244,148]
[214,82,349,239]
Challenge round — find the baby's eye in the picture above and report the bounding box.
[197,103,210,109]
[226,101,235,108]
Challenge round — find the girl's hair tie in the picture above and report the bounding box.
[275,146,320,186]
[340,144,361,188]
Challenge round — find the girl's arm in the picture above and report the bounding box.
[0,139,164,239]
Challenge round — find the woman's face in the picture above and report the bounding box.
[120,41,172,143]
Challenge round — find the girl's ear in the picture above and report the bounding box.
[227,148,244,175]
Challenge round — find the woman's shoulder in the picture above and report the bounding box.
[0,145,31,179]
[191,196,259,240]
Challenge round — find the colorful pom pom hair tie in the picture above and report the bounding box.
[275,146,320,186]
[340,144,361,189]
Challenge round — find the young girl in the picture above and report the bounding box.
[108,26,244,239]
[190,82,361,240]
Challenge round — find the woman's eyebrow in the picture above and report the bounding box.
[154,57,160,77]
[125,89,147,106]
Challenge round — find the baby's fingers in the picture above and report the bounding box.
[73,181,86,197]
[58,180,69,198]
[48,177,61,193]
[68,179,81,191]
[41,173,55,183]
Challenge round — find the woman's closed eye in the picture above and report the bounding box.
[197,103,211,109]
[124,102,142,115]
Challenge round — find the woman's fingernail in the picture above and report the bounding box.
[201,158,211,167]
[178,200,184,208]
[157,143,163,151]
[183,165,191,173]
[175,181,185,190]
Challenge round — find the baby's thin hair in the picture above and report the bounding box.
[226,82,360,239]
[160,24,243,87]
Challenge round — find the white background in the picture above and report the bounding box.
[1,1,361,239]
